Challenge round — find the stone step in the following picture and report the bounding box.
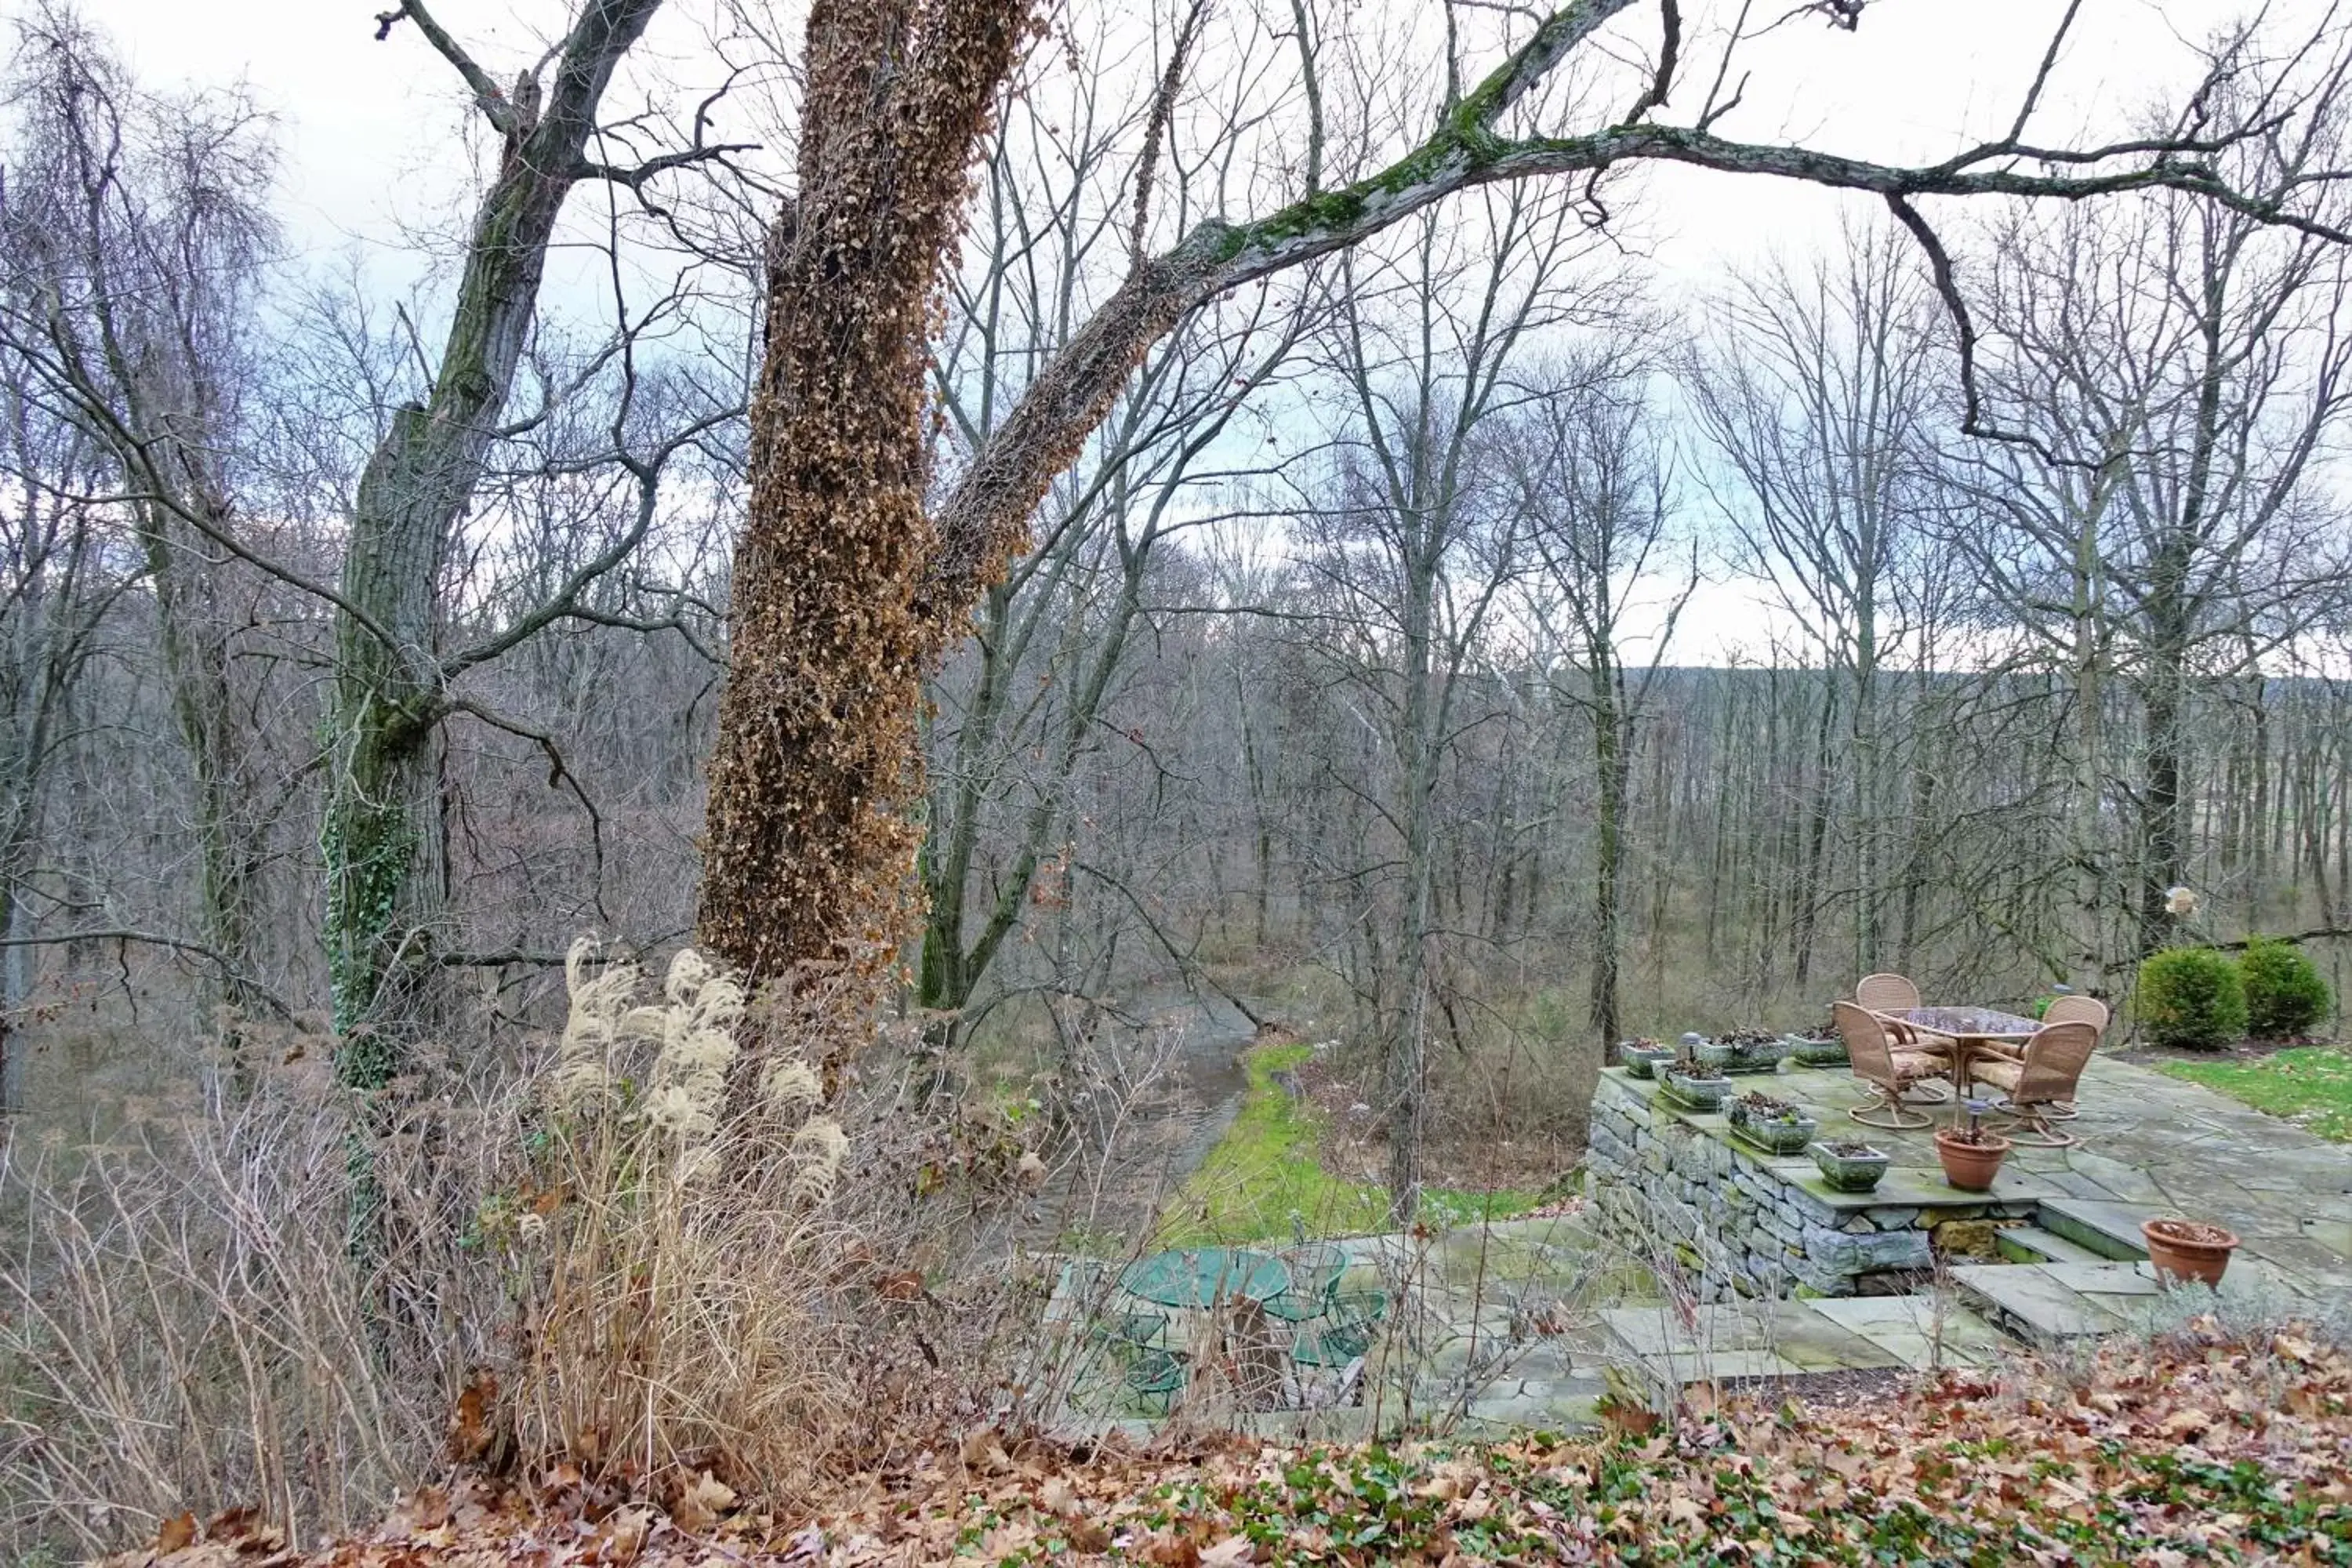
[1596,1300,1907,1406]
[1801,1293,2017,1370]
[1950,1261,2152,1341]
[2034,1197,2156,1261]
[1995,1224,2110,1266]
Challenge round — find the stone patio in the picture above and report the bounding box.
[1044,1054,2352,1439]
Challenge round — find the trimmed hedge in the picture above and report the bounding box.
[2239,937,2332,1039]
[2136,946,2247,1051]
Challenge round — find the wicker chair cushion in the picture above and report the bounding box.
[1889,1051,1946,1083]
[1970,1058,2025,1094]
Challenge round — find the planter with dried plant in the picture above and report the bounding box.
[2140,1218,2241,1288]
[1933,1100,2013,1191]
[1808,1139,1889,1193]
[1785,1022,1848,1068]
[1696,1026,1790,1076]
[1727,1091,1817,1155]
[1657,1033,1733,1111]
[1617,1037,1674,1079]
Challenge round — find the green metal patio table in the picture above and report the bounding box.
[1119,1247,1292,1310]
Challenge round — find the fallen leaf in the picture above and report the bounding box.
[672,1471,735,1533]
[2159,1407,2213,1439]
[155,1512,197,1555]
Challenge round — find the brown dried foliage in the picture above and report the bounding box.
[699,0,1038,993]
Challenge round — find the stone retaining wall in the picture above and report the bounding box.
[1584,1070,2038,1301]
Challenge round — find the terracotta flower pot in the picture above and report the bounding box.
[2141,1218,2241,1288]
[1933,1127,2012,1191]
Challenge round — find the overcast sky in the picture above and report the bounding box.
[42,0,2336,661]
[66,0,2287,274]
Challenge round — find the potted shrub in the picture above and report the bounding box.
[1727,1091,1818,1155]
[1933,1100,2013,1192]
[1658,1033,1733,1112]
[1808,1139,1889,1193]
[1697,1025,1790,1076]
[2141,1217,2242,1288]
[2135,946,2248,1051]
[1785,1018,1848,1068]
[1617,1036,1674,1078]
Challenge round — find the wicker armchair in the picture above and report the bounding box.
[1968,1019,2099,1147]
[1855,973,1922,1012]
[2041,995,2109,1031]
[1854,972,1930,1045]
[1831,1000,1953,1131]
[2010,995,2107,1120]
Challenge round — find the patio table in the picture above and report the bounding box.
[1119,1247,1292,1311]
[1880,1005,2042,1093]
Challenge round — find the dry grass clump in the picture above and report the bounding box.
[2,939,1051,1562]
[0,1032,506,1559]
[512,940,859,1483]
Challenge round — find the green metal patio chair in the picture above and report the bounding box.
[1289,1289,1388,1367]
[1089,1308,1185,1410]
[1263,1243,1348,1323]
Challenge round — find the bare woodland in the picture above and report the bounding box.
[5,0,2352,1553]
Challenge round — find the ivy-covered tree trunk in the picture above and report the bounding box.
[697,0,1031,990]
[327,0,665,1083]
[700,4,1668,993]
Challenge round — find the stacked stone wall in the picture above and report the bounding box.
[1584,1071,2036,1301]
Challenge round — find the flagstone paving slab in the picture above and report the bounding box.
[1803,1294,2013,1370]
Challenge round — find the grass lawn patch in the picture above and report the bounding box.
[1157,1041,1538,1245]
[2161,1044,2352,1142]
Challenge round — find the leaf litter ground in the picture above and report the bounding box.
[106,1319,2351,1566]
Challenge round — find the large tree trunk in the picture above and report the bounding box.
[326,0,665,1080]
[699,2,1029,992]
[1588,659,1628,1045]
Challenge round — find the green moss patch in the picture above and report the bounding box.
[1157,1041,1539,1245]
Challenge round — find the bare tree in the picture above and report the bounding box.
[700,0,2352,989]
[1958,89,2352,978]
[1285,176,1608,1219]
[916,30,1310,1039]
[1685,221,1943,984]
[0,5,285,1027]
[325,0,749,1082]
[0,383,125,1112]
[1506,353,1693,1044]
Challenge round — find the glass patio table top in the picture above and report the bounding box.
[1118,1247,1292,1310]
[1887,1005,2042,1041]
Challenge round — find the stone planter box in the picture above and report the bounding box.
[1730,1113,1818,1156]
[1808,1142,1889,1193]
[1695,1037,1789,1075]
[1785,1033,1848,1068]
[1617,1041,1675,1079]
[1658,1070,1733,1112]
[1727,1097,1818,1155]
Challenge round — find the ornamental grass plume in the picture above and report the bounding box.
[521,939,860,1484]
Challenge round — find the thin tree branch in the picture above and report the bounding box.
[372,2,521,138]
